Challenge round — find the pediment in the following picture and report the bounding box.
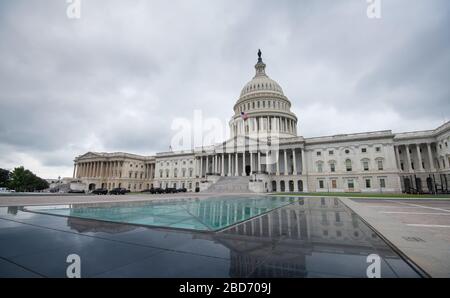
[76,152,103,160]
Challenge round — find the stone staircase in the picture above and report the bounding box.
[205,176,252,193]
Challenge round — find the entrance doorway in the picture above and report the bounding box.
[404,178,411,193]
[88,183,96,191]
[271,181,277,192]
[289,180,294,192]
[297,180,303,192]
[245,165,251,176]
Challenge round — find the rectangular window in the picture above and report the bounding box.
[380,178,386,188]
[376,147,381,152]
[348,180,354,189]
[319,180,324,189]
[363,161,369,171]
[317,151,321,156]
[331,179,337,189]
[366,179,371,188]
[377,160,383,170]
[400,163,404,171]
[330,163,335,172]
[317,163,323,173]
[361,148,367,153]
[329,150,334,155]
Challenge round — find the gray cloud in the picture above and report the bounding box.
[0,0,449,178]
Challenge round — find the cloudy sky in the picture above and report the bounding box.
[0,0,449,179]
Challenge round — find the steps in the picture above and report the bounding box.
[205,176,252,193]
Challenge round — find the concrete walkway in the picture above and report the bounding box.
[341,198,450,278]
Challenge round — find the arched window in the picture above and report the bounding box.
[345,159,352,172]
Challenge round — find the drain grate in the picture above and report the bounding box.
[402,236,425,242]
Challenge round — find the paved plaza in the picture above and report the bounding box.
[1,194,449,277]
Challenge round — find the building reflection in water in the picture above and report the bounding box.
[60,197,419,277]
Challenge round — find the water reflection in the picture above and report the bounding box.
[55,197,421,277]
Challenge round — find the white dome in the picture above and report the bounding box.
[240,76,284,97]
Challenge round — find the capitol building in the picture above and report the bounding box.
[73,51,450,194]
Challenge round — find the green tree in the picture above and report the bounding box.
[0,168,10,187]
[8,166,49,192]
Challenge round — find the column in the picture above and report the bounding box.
[99,162,103,178]
[228,154,231,176]
[394,145,402,171]
[292,148,297,175]
[206,156,209,176]
[301,148,306,175]
[72,164,76,178]
[284,149,288,175]
[416,144,423,171]
[427,143,435,171]
[221,153,225,176]
[258,151,261,172]
[242,151,246,176]
[276,150,280,175]
[235,152,239,176]
[250,152,253,175]
[405,145,412,172]
[200,157,203,178]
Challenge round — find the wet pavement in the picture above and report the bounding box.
[0,197,424,278]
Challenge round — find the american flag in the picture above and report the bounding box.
[241,111,249,121]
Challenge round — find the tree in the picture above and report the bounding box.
[0,168,10,187]
[8,166,49,192]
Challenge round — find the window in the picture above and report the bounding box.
[380,178,386,188]
[335,212,341,222]
[329,150,334,155]
[317,151,321,156]
[348,179,354,189]
[330,163,336,172]
[345,149,350,154]
[319,180,324,189]
[377,160,383,170]
[331,179,337,189]
[361,148,367,153]
[317,162,323,173]
[345,159,352,172]
[363,160,369,171]
[365,179,371,188]
[129,172,132,178]
[376,147,381,152]
[400,163,404,171]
